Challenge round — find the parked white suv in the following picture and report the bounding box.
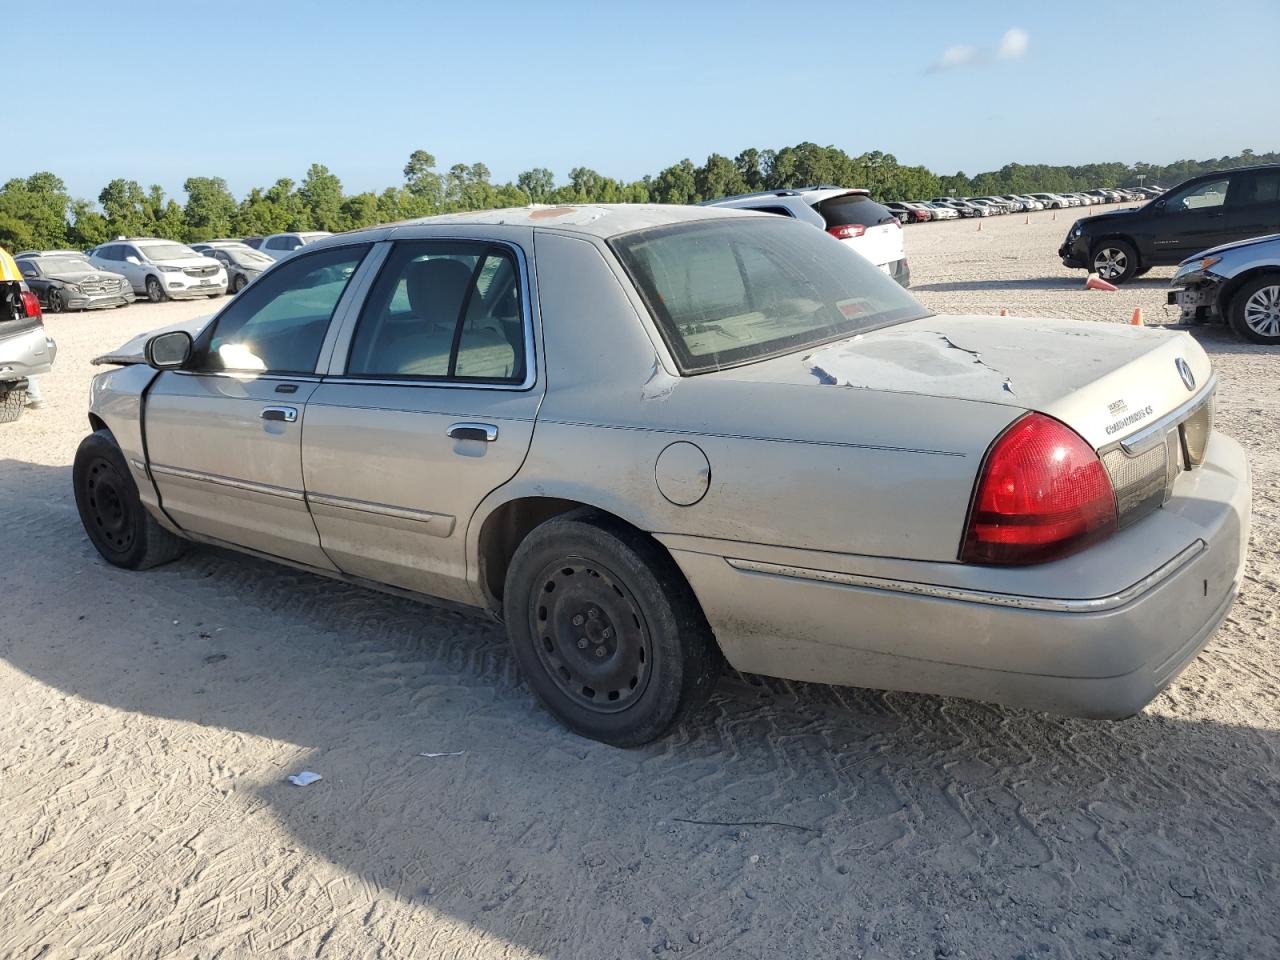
[88,239,227,302]
[259,231,333,261]
[701,188,910,286]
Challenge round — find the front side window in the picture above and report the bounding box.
[1166,177,1229,212]
[611,217,928,374]
[346,241,525,383]
[198,244,369,374]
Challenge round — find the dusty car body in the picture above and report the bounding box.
[76,205,1250,745]
[1169,233,1280,344]
[16,253,134,311]
[1,250,57,422]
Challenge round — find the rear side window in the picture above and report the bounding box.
[1229,172,1280,207]
[345,241,526,384]
[611,217,928,374]
[815,194,897,229]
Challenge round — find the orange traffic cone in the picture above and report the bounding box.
[999,308,1008,316]
[1085,272,1118,292]
[1130,307,1144,326]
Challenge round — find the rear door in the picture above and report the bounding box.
[143,242,372,567]
[301,233,542,604]
[1223,169,1280,241]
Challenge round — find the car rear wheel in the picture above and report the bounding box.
[503,512,721,746]
[1229,273,1280,345]
[0,386,26,423]
[145,276,167,303]
[1091,240,1139,284]
[73,429,186,569]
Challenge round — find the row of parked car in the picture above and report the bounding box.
[11,232,333,311]
[882,187,1163,224]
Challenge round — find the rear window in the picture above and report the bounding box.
[814,194,897,229]
[610,217,928,375]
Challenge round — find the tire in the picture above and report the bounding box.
[1133,266,1152,277]
[1091,239,1139,284]
[145,276,167,303]
[503,512,721,746]
[231,273,248,293]
[73,429,186,570]
[1228,273,1280,345]
[0,387,26,423]
[46,288,65,313]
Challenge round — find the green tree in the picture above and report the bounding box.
[403,150,444,211]
[444,163,496,211]
[517,167,556,203]
[299,164,344,231]
[98,178,150,237]
[183,176,237,240]
[652,159,697,204]
[695,153,748,202]
[0,173,71,249]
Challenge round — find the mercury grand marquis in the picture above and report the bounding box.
[75,205,1250,745]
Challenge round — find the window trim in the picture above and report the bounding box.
[324,237,538,392]
[184,241,373,377]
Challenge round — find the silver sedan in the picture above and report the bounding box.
[75,205,1250,745]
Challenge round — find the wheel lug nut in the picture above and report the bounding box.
[572,614,584,627]
[594,646,606,657]
[577,638,588,650]
[588,607,599,619]
[602,627,613,640]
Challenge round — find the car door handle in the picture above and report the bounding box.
[447,421,498,442]
[260,406,298,423]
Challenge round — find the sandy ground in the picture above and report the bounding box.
[2,211,1277,960]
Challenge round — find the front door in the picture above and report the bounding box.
[1151,175,1234,261]
[144,242,372,567]
[301,237,542,603]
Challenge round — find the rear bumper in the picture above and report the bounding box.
[666,432,1250,718]
[0,326,56,381]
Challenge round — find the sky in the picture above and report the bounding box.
[14,0,1280,203]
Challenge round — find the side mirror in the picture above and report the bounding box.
[144,330,193,370]
[1152,199,1166,213]
[126,256,141,265]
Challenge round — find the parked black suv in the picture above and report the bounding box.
[1059,164,1280,284]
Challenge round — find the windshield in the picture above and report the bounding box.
[610,218,929,375]
[142,243,199,261]
[40,257,94,273]
[230,249,274,266]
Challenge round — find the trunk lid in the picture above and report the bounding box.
[730,315,1213,450]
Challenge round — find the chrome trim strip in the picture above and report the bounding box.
[149,463,306,502]
[538,419,964,457]
[1116,375,1216,456]
[306,492,456,534]
[725,541,1206,613]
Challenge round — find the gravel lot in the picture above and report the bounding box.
[2,211,1277,959]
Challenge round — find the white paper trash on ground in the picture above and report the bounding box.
[287,771,323,786]
[419,751,466,758]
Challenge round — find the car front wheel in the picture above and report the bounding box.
[1091,240,1139,284]
[503,512,721,746]
[46,289,65,313]
[1229,273,1280,345]
[145,276,167,303]
[73,430,186,569]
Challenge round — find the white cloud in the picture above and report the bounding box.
[998,28,1029,60]
[929,28,1028,71]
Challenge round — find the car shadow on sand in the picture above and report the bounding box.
[3,458,1278,957]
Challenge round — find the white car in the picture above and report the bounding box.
[923,202,960,220]
[702,188,910,286]
[89,239,227,303]
[1029,193,1073,210]
[259,231,333,261]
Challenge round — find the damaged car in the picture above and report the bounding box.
[75,205,1249,745]
[16,252,134,312]
[1169,233,1280,345]
[1,249,57,422]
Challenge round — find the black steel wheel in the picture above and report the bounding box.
[504,512,721,746]
[529,557,653,714]
[73,429,186,569]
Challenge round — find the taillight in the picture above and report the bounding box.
[962,413,1116,565]
[827,224,866,240]
[20,290,42,319]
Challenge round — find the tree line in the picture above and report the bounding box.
[2,145,1275,252]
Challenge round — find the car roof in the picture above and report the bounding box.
[376,203,771,241]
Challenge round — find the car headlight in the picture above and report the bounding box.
[1069,222,1083,239]
[158,264,182,273]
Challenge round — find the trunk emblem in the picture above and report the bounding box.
[1175,357,1196,392]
